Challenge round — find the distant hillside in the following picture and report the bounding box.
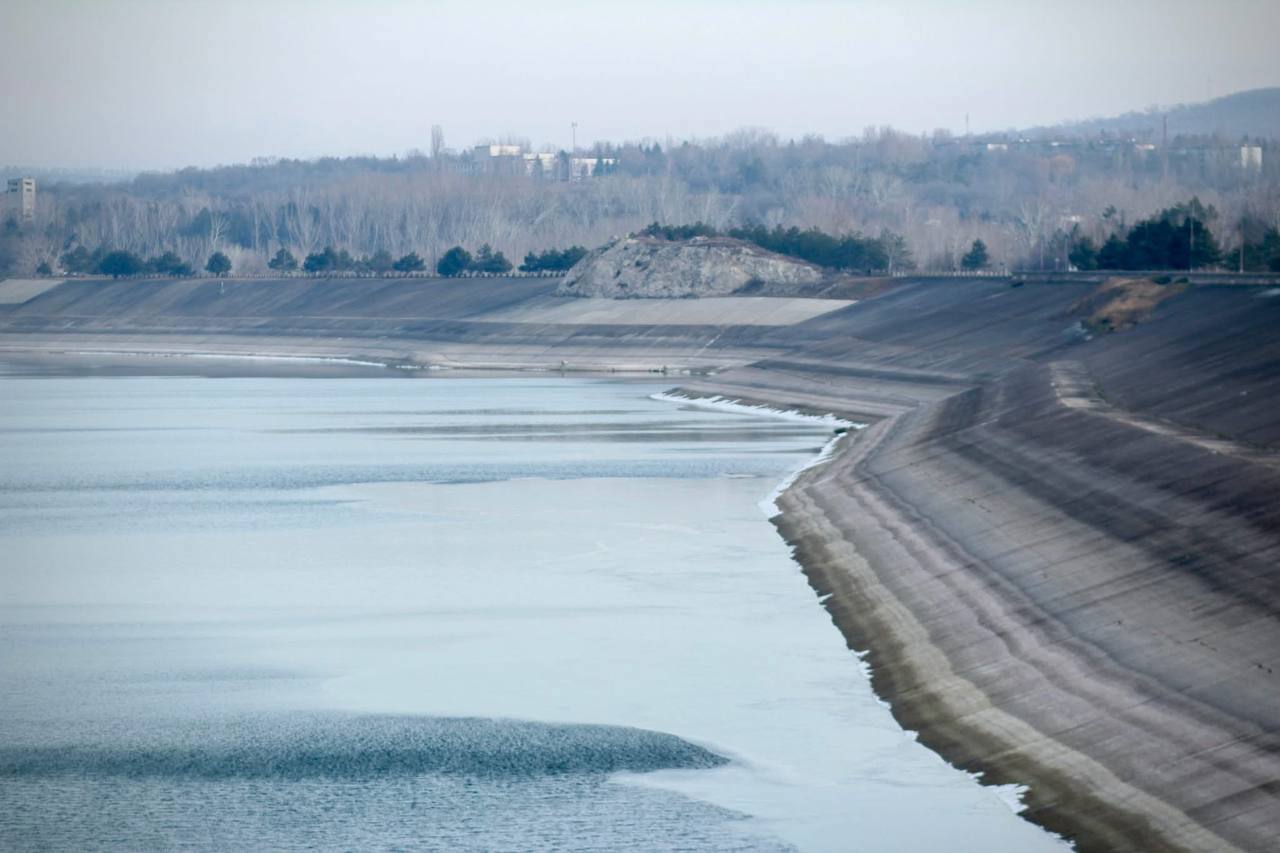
[0,166,140,186]
[1036,87,1280,140]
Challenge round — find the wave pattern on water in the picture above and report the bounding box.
[0,713,728,780]
[0,714,770,853]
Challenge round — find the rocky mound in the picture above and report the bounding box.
[557,236,825,298]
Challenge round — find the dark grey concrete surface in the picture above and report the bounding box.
[675,279,1280,853]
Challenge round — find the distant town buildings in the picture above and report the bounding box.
[933,136,1272,183]
[523,151,559,176]
[476,144,523,159]
[470,145,616,180]
[6,177,35,220]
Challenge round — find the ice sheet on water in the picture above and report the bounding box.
[0,375,1068,853]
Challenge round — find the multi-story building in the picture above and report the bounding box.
[470,144,526,176]
[6,177,35,220]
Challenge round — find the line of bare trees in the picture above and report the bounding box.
[3,128,1277,277]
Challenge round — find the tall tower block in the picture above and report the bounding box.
[6,177,35,220]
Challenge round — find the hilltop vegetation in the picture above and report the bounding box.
[638,222,912,272]
[1040,88,1280,141]
[2,98,1277,278]
[1067,199,1280,272]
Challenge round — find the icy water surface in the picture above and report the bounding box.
[0,371,1067,852]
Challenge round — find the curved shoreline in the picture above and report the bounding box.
[4,274,1278,852]
[0,356,1076,853]
[654,384,1188,849]
[766,414,1220,853]
[4,346,1275,853]
[670,359,1280,853]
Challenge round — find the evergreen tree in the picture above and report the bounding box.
[302,250,328,273]
[332,249,356,271]
[60,245,94,274]
[303,246,340,273]
[268,248,298,271]
[1253,228,1280,272]
[205,251,232,276]
[1182,217,1222,269]
[519,245,588,272]
[148,251,192,276]
[471,243,512,273]
[98,250,144,278]
[514,244,588,270]
[393,252,426,272]
[519,251,541,272]
[436,246,472,276]
[1098,234,1128,269]
[366,249,394,274]
[1068,237,1098,271]
[961,239,989,270]
[1120,201,1222,270]
[637,222,907,273]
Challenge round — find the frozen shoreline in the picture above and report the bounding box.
[0,341,1067,837]
[649,391,859,517]
[650,388,1041,823]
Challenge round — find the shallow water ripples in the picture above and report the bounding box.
[0,714,782,852]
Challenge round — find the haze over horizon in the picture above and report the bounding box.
[3,0,1278,172]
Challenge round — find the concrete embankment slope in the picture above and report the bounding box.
[0,276,854,371]
[678,280,1280,853]
[2,274,1278,851]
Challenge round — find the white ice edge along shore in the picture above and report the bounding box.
[649,390,858,518]
[651,389,1043,823]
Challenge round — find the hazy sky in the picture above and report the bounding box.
[3,0,1278,170]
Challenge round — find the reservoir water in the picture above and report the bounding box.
[0,367,1066,852]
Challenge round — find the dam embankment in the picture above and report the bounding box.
[675,281,1280,852]
[2,274,1278,851]
[0,275,852,371]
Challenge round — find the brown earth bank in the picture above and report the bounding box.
[2,275,1278,851]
